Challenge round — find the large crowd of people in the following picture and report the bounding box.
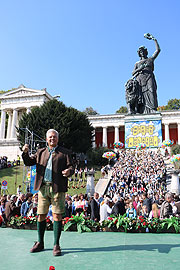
[0,149,180,227]
[0,155,21,170]
[103,149,180,220]
[0,156,8,170]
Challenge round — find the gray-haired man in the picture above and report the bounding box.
[160,193,173,219]
[22,129,74,256]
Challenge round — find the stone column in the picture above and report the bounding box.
[92,129,96,148]
[178,123,180,145]
[6,112,12,139]
[165,123,169,141]
[0,110,6,139]
[17,111,23,128]
[11,109,18,139]
[114,126,119,142]
[102,127,107,147]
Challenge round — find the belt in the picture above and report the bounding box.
[43,181,52,186]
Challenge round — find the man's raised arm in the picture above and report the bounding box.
[22,144,37,166]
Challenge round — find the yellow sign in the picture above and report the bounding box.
[125,120,162,148]
[126,136,159,148]
[131,125,155,136]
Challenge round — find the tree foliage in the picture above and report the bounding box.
[171,144,180,155]
[116,106,128,114]
[83,107,99,115]
[0,90,6,94]
[157,106,167,111]
[0,89,15,94]
[166,99,180,110]
[18,99,93,153]
[157,99,180,111]
[87,147,110,166]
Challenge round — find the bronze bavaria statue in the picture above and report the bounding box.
[125,33,161,114]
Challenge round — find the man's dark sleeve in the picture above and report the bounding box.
[111,204,119,216]
[143,199,151,213]
[147,199,152,213]
[91,200,98,220]
[120,203,126,215]
[90,200,95,220]
[22,152,37,167]
[66,154,74,176]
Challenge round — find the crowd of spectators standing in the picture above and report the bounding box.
[1,190,179,227]
[0,192,38,224]
[0,149,180,227]
[0,156,8,170]
[64,149,180,222]
[0,155,21,170]
[69,167,88,182]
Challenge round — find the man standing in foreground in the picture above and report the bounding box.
[22,129,74,256]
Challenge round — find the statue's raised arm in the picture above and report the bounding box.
[144,33,161,60]
[127,33,161,114]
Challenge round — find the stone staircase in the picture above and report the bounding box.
[95,155,175,196]
[95,170,112,196]
[164,156,174,191]
[164,156,180,194]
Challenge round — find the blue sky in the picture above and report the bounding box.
[0,0,179,114]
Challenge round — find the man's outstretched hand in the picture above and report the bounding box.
[62,169,70,177]
[22,144,29,153]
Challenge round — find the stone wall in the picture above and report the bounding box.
[0,140,22,161]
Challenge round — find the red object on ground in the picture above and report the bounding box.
[0,215,3,226]
[49,267,55,270]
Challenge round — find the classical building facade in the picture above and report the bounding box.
[0,85,53,159]
[88,111,180,148]
[0,85,180,159]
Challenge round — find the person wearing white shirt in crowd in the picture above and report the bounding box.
[100,197,112,223]
[17,185,22,196]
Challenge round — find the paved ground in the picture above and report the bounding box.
[1,228,180,270]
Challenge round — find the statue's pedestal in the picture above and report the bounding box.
[124,113,162,149]
[86,171,95,197]
[170,170,180,195]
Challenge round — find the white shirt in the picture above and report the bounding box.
[100,203,112,223]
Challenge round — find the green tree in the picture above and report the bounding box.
[157,105,167,111]
[87,147,110,166]
[83,107,99,115]
[158,99,180,111]
[18,99,93,153]
[116,106,128,114]
[171,144,180,155]
[166,99,180,110]
[0,89,15,94]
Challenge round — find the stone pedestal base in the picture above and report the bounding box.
[86,171,95,197]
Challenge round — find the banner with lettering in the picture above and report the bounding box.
[125,120,162,148]
[30,165,36,194]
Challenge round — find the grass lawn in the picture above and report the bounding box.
[0,164,24,194]
[67,170,101,196]
[0,164,101,196]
